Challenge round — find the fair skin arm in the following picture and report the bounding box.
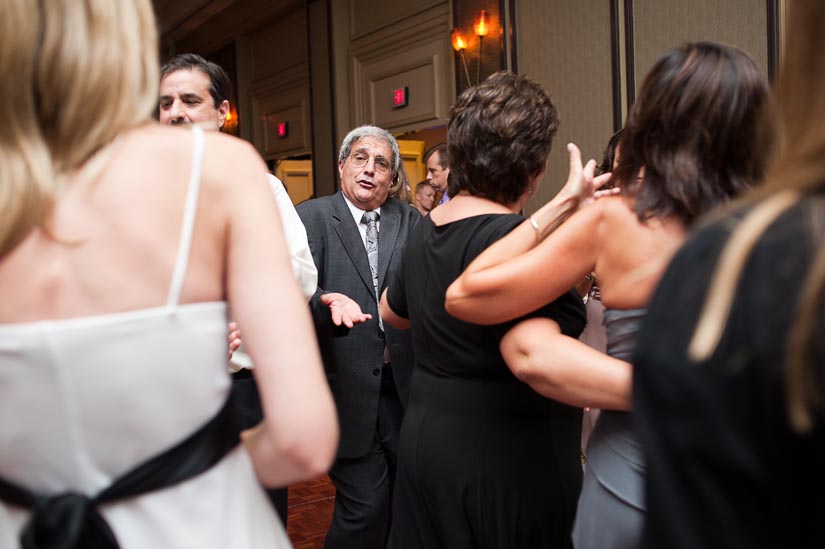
[379,287,410,330]
[213,135,338,487]
[500,318,632,410]
[446,187,608,325]
[445,144,615,325]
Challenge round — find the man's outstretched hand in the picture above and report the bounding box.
[321,293,372,328]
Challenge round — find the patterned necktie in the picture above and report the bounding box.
[361,211,379,299]
[361,211,383,333]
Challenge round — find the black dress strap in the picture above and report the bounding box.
[0,395,240,549]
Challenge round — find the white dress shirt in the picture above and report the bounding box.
[229,174,317,372]
[342,193,381,249]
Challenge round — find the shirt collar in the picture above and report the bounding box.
[342,194,381,225]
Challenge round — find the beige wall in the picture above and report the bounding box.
[517,1,615,214]
[516,0,777,215]
[632,0,768,89]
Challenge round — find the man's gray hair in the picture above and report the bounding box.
[338,125,402,178]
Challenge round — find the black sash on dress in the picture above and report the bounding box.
[0,396,241,549]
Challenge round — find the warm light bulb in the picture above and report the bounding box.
[474,10,489,37]
[451,28,467,52]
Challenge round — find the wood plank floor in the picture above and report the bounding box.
[287,475,335,549]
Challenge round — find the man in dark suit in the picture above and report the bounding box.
[296,125,419,549]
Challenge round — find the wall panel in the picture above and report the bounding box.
[517,1,614,211]
[354,40,449,132]
[631,0,769,94]
[348,2,453,134]
[350,0,443,40]
[251,10,308,81]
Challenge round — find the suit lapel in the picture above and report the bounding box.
[331,192,375,298]
[377,200,401,292]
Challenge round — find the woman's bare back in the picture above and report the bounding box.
[0,125,253,324]
[594,195,686,310]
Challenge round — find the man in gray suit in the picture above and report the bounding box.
[296,126,419,549]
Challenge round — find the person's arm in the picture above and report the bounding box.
[446,145,606,325]
[213,136,338,487]
[501,317,632,410]
[447,194,607,325]
[295,201,373,333]
[379,216,413,330]
[380,287,410,330]
[267,174,318,299]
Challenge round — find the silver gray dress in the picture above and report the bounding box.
[572,308,646,549]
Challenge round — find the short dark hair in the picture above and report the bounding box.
[159,53,231,108]
[614,42,772,226]
[415,180,432,194]
[596,129,623,177]
[446,71,559,204]
[424,143,448,170]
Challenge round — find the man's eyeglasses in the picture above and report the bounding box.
[349,153,392,175]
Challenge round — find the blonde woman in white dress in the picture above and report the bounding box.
[0,1,337,548]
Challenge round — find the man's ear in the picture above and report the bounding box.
[217,99,230,129]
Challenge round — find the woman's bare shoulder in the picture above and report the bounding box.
[122,125,268,192]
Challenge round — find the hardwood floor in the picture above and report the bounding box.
[287,475,335,549]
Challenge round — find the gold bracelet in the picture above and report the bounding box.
[528,216,541,244]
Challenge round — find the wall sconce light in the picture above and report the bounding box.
[473,10,489,85]
[451,28,472,88]
[223,105,239,135]
[451,10,494,89]
[474,10,489,37]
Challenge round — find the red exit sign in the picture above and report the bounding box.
[392,87,409,108]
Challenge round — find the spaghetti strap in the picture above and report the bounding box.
[167,125,206,308]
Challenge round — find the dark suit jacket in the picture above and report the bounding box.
[296,192,419,459]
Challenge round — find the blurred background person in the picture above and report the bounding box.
[413,180,436,216]
[424,143,451,206]
[389,162,414,206]
[446,42,771,548]
[381,71,587,548]
[0,1,337,548]
[633,2,825,547]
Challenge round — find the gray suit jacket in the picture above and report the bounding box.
[296,192,419,458]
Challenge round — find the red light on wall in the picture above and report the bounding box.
[277,122,288,138]
[392,87,409,109]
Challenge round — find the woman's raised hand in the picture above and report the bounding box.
[558,143,617,207]
[559,143,598,205]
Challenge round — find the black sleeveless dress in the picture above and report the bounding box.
[386,214,586,548]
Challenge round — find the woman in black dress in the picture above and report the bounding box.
[379,71,590,548]
[633,2,825,547]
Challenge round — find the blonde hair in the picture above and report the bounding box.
[689,0,825,432]
[389,163,413,205]
[0,0,159,258]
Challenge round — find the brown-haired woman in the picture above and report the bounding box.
[379,71,588,548]
[446,42,771,548]
[633,1,825,547]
